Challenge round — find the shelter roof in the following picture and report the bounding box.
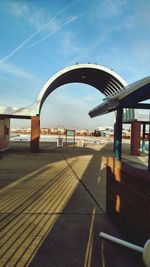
[89,76,150,118]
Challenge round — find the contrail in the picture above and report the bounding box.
[0,30,40,64]
[0,0,78,63]
[26,16,77,49]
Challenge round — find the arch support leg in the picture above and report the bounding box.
[30,116,40,153]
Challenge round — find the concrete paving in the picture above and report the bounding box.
[0,142,146,267]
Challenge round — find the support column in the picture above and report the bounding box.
[114,108,123,160]
[148,121,150,171]
[113,123,116,152]
[30,116,40,153]
[141,123,146,153]
[130,121,141,156]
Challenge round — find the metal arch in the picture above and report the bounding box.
[95,76,125,97]
[104,87,116,97]
[0,63,127,118]
[105,82,121,96]
[34,63,127,115]
[108,79,123,94]
[102,78,124,96]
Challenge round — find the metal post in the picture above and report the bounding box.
[114,108,123,160]
[113,123,116,152]
[142,123,146,154]
[148,114,150,171]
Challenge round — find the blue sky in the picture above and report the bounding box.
[0,0,150,129]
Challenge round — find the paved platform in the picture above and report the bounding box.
[0,143,145,267]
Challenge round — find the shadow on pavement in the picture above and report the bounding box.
[0,143,145,267]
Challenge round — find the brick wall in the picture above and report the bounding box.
[0,118,10,151]
[106,157,150,245]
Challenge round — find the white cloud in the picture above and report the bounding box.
[26,15,78,49]
[64,34,107,65]
[58,31,80,57]
[124,2,150,29]
[133,41,150,64]
[3,0,49,29]
[0,1,78,63]
[0,62,33,79]
[87,37,150,84]
[89,0,128,21]
[0,62,44,107]
[101,0,128,17]
[5,1,29,16]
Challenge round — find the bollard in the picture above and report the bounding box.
[99,232,150,267]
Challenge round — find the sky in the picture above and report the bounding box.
[0,0,150,130]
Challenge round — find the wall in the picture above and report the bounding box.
[106,157,150,245]
[0,118,10,151]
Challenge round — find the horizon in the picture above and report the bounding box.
[0,0,150,129]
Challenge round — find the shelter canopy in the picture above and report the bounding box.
[89,76,150,118]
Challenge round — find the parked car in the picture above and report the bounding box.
[10,137,30,142]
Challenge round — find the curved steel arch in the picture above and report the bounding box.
[34,63,127,115]
[0,63,127,118]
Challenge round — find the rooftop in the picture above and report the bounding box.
[0,142,147,267]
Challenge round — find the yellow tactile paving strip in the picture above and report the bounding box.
[0,155,91,267]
